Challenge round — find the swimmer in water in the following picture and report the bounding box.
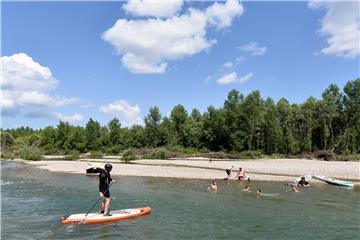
[290,185,299,192]
[208,180,218,192]
[256,189,262,196]
[242,186,252,192]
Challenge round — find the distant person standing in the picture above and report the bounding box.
[225,166,234,180]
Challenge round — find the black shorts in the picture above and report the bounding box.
[101,190,110,198]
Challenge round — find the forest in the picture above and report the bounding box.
[1,79,359,161]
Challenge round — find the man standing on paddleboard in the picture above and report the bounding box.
[99,163,113,216]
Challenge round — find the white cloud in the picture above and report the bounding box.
[222,57,244,68]
[206,0,244,30]
[238,42,267,56]
[81,103,96,109]
[25,111,84,123]
[103,0,243,74]
[223,61,234,68]
[309,1,359,58]
[1,53,58,91]
[122,0,183,18]
[0,53,80,116]
[216,72,253,85]
[100,100,142,126]
[55,113,84,123]
[205,75,213,83]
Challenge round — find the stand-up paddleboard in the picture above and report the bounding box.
[61,207,151,224]
[313,175,354,188]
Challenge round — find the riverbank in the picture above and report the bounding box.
[24,158,360,183]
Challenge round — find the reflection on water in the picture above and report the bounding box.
[1,161,360,240]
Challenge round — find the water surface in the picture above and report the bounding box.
[1,161,359,239]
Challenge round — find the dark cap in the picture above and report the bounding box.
[105,163,113,170]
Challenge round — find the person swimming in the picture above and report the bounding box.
[256,189,279,197]
[256,189,262,196]
[290,185,299,192]
[242,186,252,192]
[208,180,218,192]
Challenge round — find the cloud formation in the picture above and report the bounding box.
[25,111,84,123]
[216,72,253,85]
[122,0,183,18]
[100,100,142,126]
[103,0,243,74]
[222,57,244,68]
[0,53,80,117]
[238,42,267,56]
[309,1,359,58]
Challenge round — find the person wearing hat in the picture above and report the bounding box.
[99,163,113,216]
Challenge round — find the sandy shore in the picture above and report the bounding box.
[25,158,360,183]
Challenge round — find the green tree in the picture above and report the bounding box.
[203,106,228,151]
[57,121,71,151]
[277,98,296,154]
[223,89,245,151]
[108,118,122,146]
[40,126,57,154]
[85,118,102,151]
[144,107,165,147]
[242,90,264,150]
[0,131,15,150]
[263,98,281,154]
[170,104,188,146]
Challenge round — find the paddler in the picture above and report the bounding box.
[99,163,113,216]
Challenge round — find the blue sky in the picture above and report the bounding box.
[1,0,359,129]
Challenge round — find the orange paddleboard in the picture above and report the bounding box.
[61,207,151,224]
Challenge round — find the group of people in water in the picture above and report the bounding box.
[208,166,310,195]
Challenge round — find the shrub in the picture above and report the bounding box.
[66,151,80,161]
[238,150,264,159]
[105,146,123,155]
[1,151,15,160]
[122,149,137,163]
[90,151,103,159]
[144,148,170,160]
[18,146,42,161]
[336,154,360,161]
[268,153,287,159]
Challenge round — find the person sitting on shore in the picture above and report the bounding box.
[242,186,252,192]
[297,177,310,187]
[225,166,234,180]
[236,167,246,181]
[208,180,218,192]
[290,185,299,192]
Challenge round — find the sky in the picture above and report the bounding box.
[1,0,359,129]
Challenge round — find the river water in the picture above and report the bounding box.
[1,161,359,239]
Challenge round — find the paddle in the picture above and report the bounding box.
[84,181,113,217]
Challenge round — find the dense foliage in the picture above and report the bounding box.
[1,79,359,159]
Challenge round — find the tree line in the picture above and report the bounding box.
[1,79,359,157]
